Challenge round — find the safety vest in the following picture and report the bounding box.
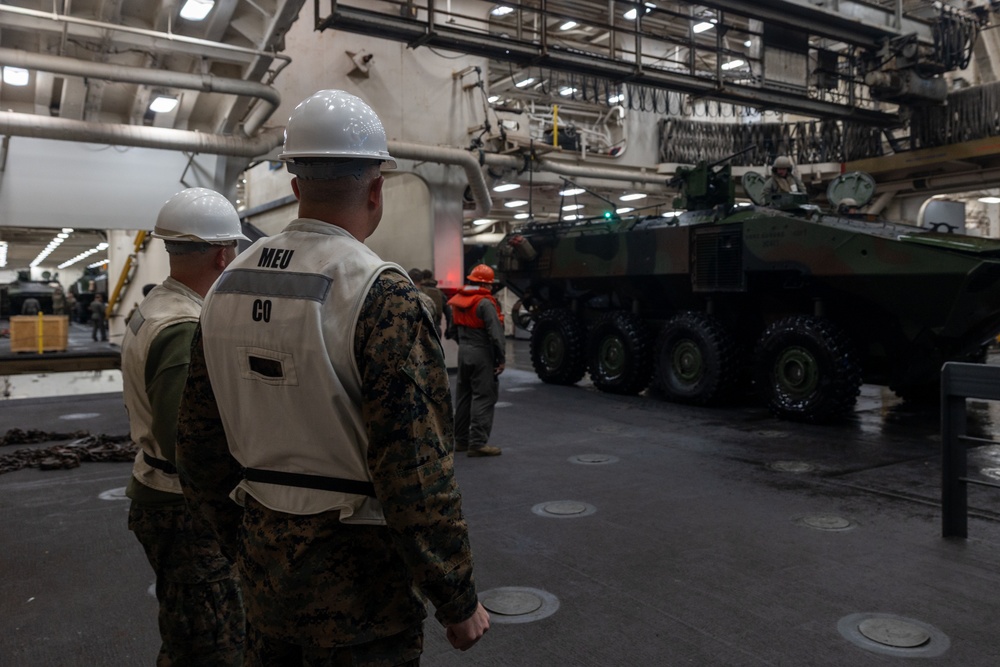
[201,219,402,524]
[124,277,202,494]
[448,286,502,329]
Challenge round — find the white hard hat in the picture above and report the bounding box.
[278,89,396,169]
[153,188,249,243]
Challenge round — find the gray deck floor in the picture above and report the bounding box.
[3,340,1000,665]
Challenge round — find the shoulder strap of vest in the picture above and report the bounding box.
[243,467,377,498]
[143,451,178,475]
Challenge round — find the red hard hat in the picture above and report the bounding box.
[467,264,495,283]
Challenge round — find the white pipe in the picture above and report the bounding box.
[0,48,281,134]
[0,111,283,158]
[0,4,291,64]
[482,152,666,185]
[388,141,493,218]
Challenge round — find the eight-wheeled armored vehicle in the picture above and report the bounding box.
[496,162,1000,422]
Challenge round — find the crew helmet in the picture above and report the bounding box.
[278,89,396,176]
[152,188,248,243]
[772,155,794,172]
[467,264,496,284]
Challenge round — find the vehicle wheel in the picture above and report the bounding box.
[754,315,861,422]
[586,311,652,395]
[891,344,988,403]
[654,311,740,405]
[529,309,587,385]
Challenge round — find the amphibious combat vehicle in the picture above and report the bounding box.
[496,162,1000,422]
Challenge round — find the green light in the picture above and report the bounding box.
[603,211,613,219]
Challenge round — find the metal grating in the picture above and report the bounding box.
[692,227,745,292]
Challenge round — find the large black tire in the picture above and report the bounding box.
[586,311,653,395]
[530,309,587,385]
[891,344,989,403]
[753,315,862,422]
[654,311,740,405]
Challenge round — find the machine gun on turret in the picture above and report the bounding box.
[669,146,756,212]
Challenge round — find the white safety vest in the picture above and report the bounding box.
[201,219,402,524]
[124,277,203,494]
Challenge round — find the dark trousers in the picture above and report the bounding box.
[245,623,422,667]
[129,503,245,667]
[454,343,499,448]
[92,317,107,341]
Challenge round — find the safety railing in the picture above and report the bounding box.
[941,361,1000,538]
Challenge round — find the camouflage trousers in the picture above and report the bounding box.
[454,343,499,448]
[129,502,245,667]
[244,623,422,667]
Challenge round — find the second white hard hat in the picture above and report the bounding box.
[153,188,249,243]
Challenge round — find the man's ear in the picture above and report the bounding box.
[215,245,233,269]
[368,175,384,209]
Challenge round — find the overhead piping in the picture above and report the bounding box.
[0,48,281,134]
[0,4,291,65]
[0,111,284,158]
[388,141,493,218]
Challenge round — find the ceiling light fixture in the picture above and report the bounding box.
[563,204,584,211]
[559,87,577,96]
[488,95,500,103]
[58,242,109,269]
[560,187,585,196]
[493,183,521,192]
[560,21,578,30]
[608,93,624,104]
[616,207,634,214]
[3,67,29,86]
[179,0,214,21]
[662,211,681,218]
[88,259,109,269]
[693,21,715,33]
[978,196,1000,204]
[514,212,531,219]
[490,5,515,16]
[473,218,495,225]
[504,200,529,208]
[721,59,745,70]
[624,3,655,20]
[0,242,7,268]
[149,95,179,113]
[564,214,582,221]
[515,78,536,88]
[620,193,647,201]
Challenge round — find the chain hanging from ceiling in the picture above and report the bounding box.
[909,80,1000,149]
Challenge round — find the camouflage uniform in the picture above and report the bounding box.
[176,271,478,665]
[124,280,244,667]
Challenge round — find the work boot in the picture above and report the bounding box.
[455,442,469,453]
[468,445,501,457]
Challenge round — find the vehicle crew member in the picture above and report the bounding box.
[448,264,505,457]
[176,89,489,665]
[123,187,247,666]
[761,155,806,202]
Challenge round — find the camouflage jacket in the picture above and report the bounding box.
[175,271,478,647]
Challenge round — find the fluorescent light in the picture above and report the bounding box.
[504,200,528,208]
[624,4,654,20]
[564,214,582,221]
[978,196,1000,204]
[563,204,584,211]
[3,67,29,86]
[560,21,578,30]
[515,78,536,88]
[491,5,515,16]
[149,95,179,113]
[616,207,634,214]
[179,0,214,21]
[493,183,521,192]
[514,213,531,219]
[608,93,624,104]
[559,87,577,96]
[473,218,495,225]
[560,188,585,196]
[488,95,500,103]
[620,193,647,201]
[62,228,74,233]
[662,211,681,218]
[721,59,745,70]
[693,21,715,33]
[0,242,7,268]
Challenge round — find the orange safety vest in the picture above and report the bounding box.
[448,287,503,329]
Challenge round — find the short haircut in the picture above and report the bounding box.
[294,162,381,207]
[164,240,233,256]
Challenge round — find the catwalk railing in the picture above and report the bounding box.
[941,362,1000,538]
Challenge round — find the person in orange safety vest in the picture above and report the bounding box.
[447,264,505,457]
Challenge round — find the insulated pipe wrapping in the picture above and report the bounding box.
[0,111,284,158]
[482,152,667,185]
[0,47,280,135]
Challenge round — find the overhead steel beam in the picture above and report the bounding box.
[317,5,899,125]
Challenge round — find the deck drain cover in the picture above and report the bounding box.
[569,454,619,465]
[798,514,853,531]
[858,618,930,648]
[532,501,597,518]
[481,590,542,616]
[99,487,128,501]
[838,613,949,658]
[769,461,814,473]
[478,587,559,624]
[60,412,100,421]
